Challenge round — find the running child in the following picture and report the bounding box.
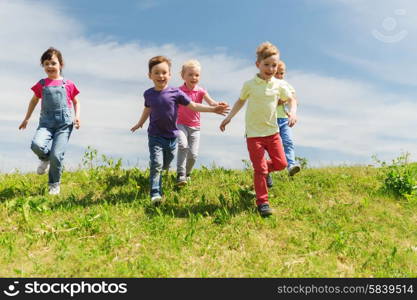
[220,42,296,216]
[176,59,227,186]
[275,60,300,176]
[266,60,299,187]
[131,56,229,205]
[19,47,81,195]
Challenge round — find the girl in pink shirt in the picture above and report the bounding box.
[18,47,81,195]
[176,60,227,185]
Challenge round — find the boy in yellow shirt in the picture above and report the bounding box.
[220,42,297,216]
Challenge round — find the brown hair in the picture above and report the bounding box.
[278,60,286,69]
[40,47,64,70]
[256,42,280,62]
[148,56,172,73]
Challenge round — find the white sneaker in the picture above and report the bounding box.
[151,195,162,206]
[37,160,49,175]
[49,183,60,195]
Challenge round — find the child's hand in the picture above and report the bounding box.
[213,103,230,116]
[74,118,81,129]
[287,113,297,127]
[130,123,142,132]
[220,118,231,131]
[18,119,28,130]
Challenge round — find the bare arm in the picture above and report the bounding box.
[286,95,298,127]
[202,93,217,106]
[131,107,151,132]
[219,99,246,131]
[72,96,81,129]
[203,93,228,107]
[186,101,229,115]
[19,95,40,130]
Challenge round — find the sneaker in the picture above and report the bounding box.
[257,203,273,217]
[151,195,162,206]
[37,160,49,175]
[288,165,301,177]
[266,173,273,188]
[48,183,60,195]
[176,173,187,186]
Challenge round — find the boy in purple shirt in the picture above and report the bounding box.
[131,56,229,205]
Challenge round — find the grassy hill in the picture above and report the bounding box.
[1,152,416,277]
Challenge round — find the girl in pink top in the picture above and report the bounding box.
[18,47,81,195]
[176,60,227,186]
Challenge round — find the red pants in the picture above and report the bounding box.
[246,133,287,205]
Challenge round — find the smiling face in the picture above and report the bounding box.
[149,61,171,91]
[275,62,286,80]
[256,54,280,81]
[42,54,61,79]
[182,66,201,89]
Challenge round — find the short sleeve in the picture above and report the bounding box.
[66,81,80,101]
[239,81,250,101]
[31,81,43,99]
[198,87,207,98]
[177,89,191,106]
[278,84,292,101]
[286,82,296,95]
[144,90,151,107]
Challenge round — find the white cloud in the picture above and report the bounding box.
[287,71,417,160]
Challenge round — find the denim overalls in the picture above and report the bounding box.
[31,79,73,185]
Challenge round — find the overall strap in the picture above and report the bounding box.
[39,79,46,86]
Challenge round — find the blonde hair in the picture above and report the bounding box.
[256,42,280,62]
[181,59,201,76]
[278,60,286,69]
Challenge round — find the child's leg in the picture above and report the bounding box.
[31,127,53,161]
[162,137,177,171]
[265,133,287,173]
[185,128,200,176]
[48,124,73,185]
[278,118,296,168]
[246,137,269,205]
[148,136,164,198]
[161,137,177,192]
[176,124,188,176]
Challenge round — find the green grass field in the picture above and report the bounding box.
[1,153,416,277]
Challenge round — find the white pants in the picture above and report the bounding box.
[176,124,200,175]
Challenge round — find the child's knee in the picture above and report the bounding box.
[31,140,45,154]
[274,160,287,171]
[178,140,188,150]
[190,152,198,161]
[31,140,40,152]
[253,164,268,176]
[150,160,163,171]
[50,151,65,164]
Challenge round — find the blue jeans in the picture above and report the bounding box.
[148,135,177,198]
[278,118,297,168]
[31,124,73,184]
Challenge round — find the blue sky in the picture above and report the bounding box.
[1,0,416,172]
